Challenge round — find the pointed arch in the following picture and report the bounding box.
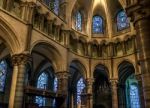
[0,16,21,54]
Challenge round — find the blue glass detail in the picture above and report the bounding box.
[0,60,7,92]
[53,77,58,92]
[117,11,129,30]
[53,77,58,106]
[130,85,140,108]
[35,72,48,106]
[126,74,140,108]
[92,16,103,33]
[77,78,85,104]
[54,0,59,15]
[75,11,82,31]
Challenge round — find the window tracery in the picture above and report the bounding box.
[117,11,129,30]
[0,60,7,92]
[92,16,103,33]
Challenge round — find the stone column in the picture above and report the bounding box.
[110,79,118,108]
[56,71,69,108]
[136,74,145,108]
[125,1,150,107]
[84,78,94,108]
[9,54,31,108]
[8,61,19,108]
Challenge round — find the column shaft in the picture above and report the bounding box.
[110,80,118,108]
[14,63,26,108]
[56,72,69,108]
[8,65,18,108]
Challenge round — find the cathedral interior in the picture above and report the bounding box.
[0,0,150,108]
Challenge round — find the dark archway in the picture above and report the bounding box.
[68,60,86,108]
[93,64,111,108]
[118,61,141,108]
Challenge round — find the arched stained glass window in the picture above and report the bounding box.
[0,60,7,92]
[129,85,140,108]
[75,11,82,31]
[92,16,103,33]
[36,72,48,106]
[77,78,85,104]
[117,11,129,31]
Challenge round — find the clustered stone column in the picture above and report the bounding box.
[125,0,150,107]
[8,53,31,108]
[56,71,69,108]
[82,78,94,108]
[110,79,118,108]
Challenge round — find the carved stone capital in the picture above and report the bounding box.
[12,53,32,66]
[56,71,69,79]
[110,79,118,87]
[86,78,94,86]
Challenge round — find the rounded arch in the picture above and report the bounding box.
[118,60,135,84]
[69,59,87,78]
[117,59,136,73]
[91,62,110,77]
[30,41,63,72]
[94,64,109,75]
[0,16,21,54]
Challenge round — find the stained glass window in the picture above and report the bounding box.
[0,60,7,92]
[117,11,129,31]
[75,11,82,31]
[129,85,140,108]
[44,0,50,6]
[92,16,103,33]
[53,77,58,106]
[54,0,59,15]
[53,77,58,92]
[36,72,48,106]
[77,78,85,104]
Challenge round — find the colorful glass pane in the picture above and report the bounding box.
[75,11,82,31]
[0,60,7,92]
[77,78,85,104]
[92,16,103,33]
[130,85,140,108]
[117,11,129,30]
[36,72,48,106]
[54,0,59,15]
[53,77,58,106]
[53,77,58,92]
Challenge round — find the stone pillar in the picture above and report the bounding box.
[85,78,94,108]
[56,71,69,108]
[110,79,118,108]
[125,1,150,107]
[8,62,18,108]
[136,74,145,108]
[8,54,31,108]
